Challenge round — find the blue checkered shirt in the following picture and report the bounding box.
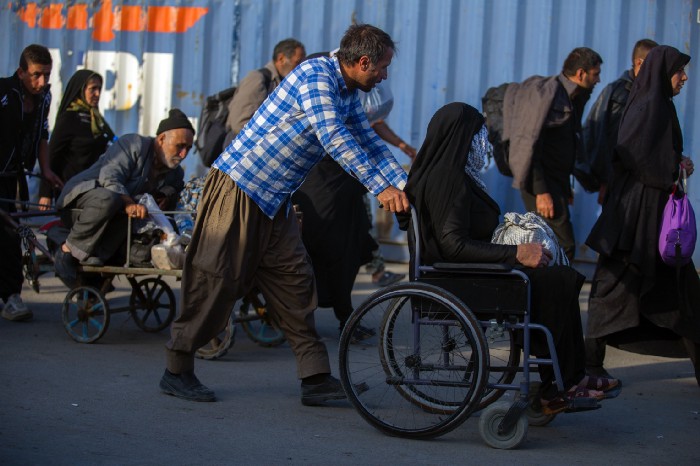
[212,56,407,218]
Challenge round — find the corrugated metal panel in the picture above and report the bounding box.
[2,0,700,262]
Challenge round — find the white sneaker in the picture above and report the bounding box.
[1,294,33,321]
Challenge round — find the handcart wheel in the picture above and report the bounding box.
[129,277,176,332]
[62,286,110,343]
[239,293,286,347]
[196,315,236,360]
[522,381,556,427]
[478,400,528,449]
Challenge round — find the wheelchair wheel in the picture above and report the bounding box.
[196,315,236,360]
[478,400,528,449]
[129,278,176,332]
[239,293,285,347]
[339,282,488,439]
[478,322,520,411]
[62,286,110,343]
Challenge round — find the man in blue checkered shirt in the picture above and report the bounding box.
[161,24,409,405]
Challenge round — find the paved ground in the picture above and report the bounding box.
[1,262,699,465]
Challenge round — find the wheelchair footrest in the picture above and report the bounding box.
[565,397,601,413]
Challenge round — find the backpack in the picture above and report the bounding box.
[195,67,272,167]
[659,169,696,267]
[481,83,512,177]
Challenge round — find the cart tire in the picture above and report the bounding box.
[195,316,236,360]
[62,286,110,343]
[239,294,285,347]
[478,400,528,449]
[129,278,176,332]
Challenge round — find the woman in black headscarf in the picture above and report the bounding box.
[38,69,115,208]
[585,46,700,385]
[405,102,618,414]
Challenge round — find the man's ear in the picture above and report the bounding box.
[155,132,167,147]
[359,55,370,71]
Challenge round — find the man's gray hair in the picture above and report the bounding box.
[273,38,305,60]
[335,24,396,66]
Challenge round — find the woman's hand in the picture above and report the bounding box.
[681,156,694,176]
[516,243,553,268]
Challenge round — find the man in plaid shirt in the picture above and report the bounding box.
[161,24,409,405]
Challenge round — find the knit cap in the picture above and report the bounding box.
[156,108,195,136]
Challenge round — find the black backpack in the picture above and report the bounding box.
[481,83,512,177]
[195,67,272,167]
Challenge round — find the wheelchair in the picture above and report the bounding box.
[337,207,597,449]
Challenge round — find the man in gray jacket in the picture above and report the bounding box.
[55,109,193,268]
[503,47,602,260]
[223,38,305,143]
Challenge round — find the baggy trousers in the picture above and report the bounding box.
[61,188,127,262]
[165,169,331,378]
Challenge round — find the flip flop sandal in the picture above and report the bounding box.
[539,394,569,416]
[577,375,620,392]
[566,385,606,401]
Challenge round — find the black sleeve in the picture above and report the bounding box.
[438,193,517,264]
[48,113,75,176]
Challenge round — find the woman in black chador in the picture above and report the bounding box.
[585,45,700,386]
[404,102,618,414]
[38,69,115,207]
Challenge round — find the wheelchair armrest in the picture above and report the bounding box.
[431,262,513,273]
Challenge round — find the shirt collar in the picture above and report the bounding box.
[333,56,350,95]
[558,73,580,98]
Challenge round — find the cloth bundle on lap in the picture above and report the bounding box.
[491,211,570,266]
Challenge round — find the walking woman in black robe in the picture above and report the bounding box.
[585,45,700,386]
[38,69,115,208]
[292,156,377,339]
[404,102,618,414]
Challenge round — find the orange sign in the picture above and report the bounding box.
[15,1,208,42]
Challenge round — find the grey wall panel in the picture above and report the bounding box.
[2,0,699,261]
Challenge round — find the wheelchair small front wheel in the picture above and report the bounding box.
[523,381,557,427]
[478,400,528,449]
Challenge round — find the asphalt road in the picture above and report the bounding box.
[1,264,699,465]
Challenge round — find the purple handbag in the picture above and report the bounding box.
[658,168,697,266]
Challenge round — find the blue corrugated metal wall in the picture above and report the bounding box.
[2,0,699,262]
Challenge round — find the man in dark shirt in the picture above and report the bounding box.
[582,39,658,204]
[0,44,62,321]
[505,47,603,260]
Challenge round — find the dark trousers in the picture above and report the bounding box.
[521,190,575,261]
[525,266,586,396]
[166,169,330,378]
[61,188,126,262]
[0,178,23,301]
